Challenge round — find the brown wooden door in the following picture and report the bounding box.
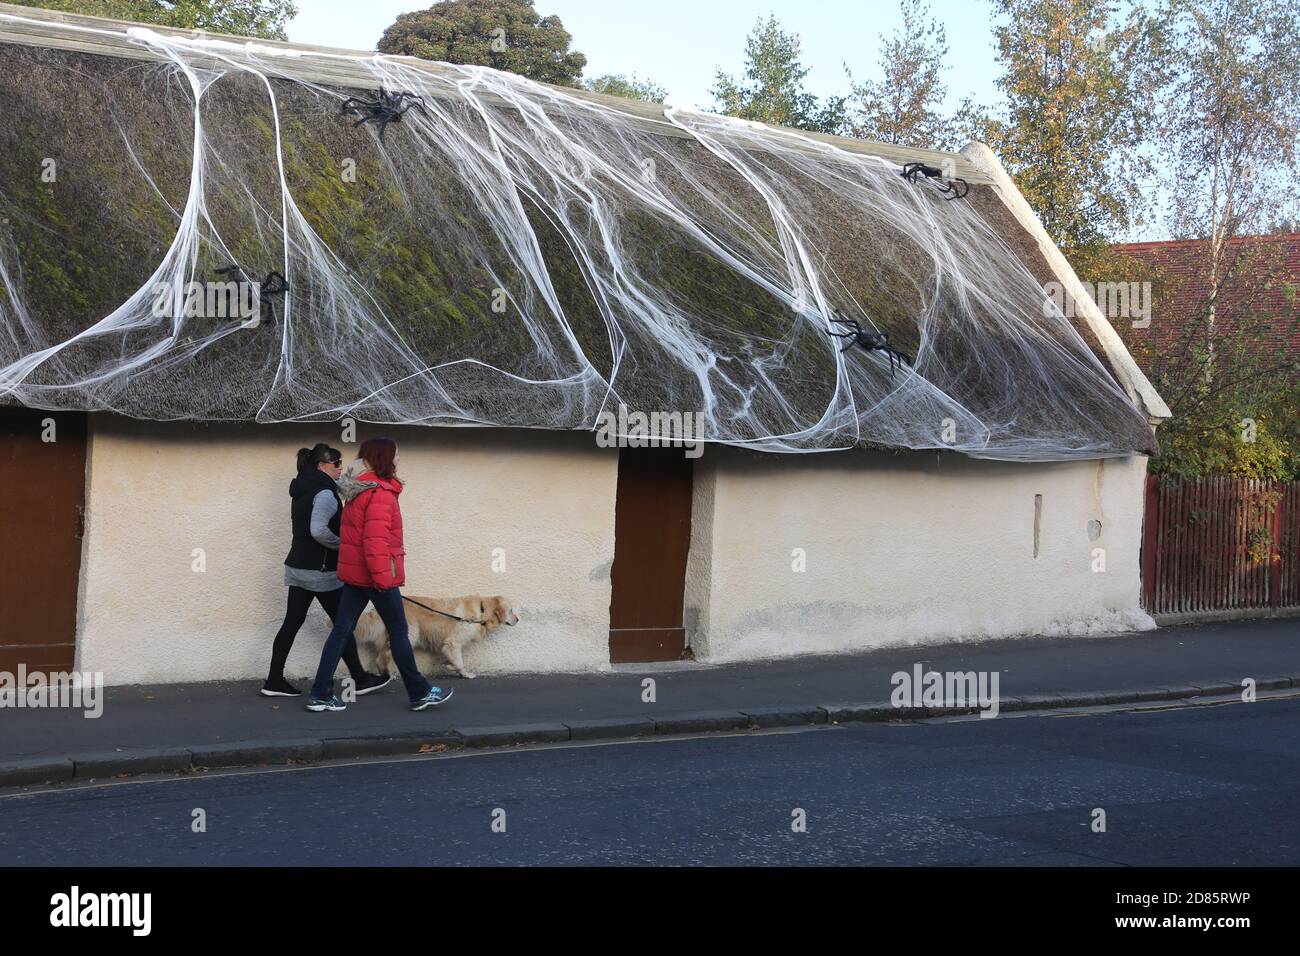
[0,408,86,672]
[608,446,694,663]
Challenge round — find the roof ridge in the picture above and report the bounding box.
[0,1,988,182]
[1114,232,1300,251]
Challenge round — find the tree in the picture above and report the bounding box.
[14,0,297,40]
[979,0,1163,273]
[378,0,586,87]
[1117,0,1300,480]
[1155,0,1300,381]
[583,74,667,104]
[844,0,955,148]
[1118,242,1299,479]
[711,16,846,134]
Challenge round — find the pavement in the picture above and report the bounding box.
[3,695,1299,866]
[1,616,1297,788]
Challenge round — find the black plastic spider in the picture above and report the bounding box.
[339,88,427,143]
[900,161,969,200]
[829,310,912,377]
[259,271,289,302]
[214,265,288,325]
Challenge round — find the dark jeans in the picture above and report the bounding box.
[268,586,368,682]
[311,584,431,703]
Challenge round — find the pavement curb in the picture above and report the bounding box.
[74,748,192,779]
[1,756,74,787]
[189,738,324,770]
[653,710,750,735]
[456,722,571,748]
[565,717,658,740]
[3,676,1295,788]
[319,731,462,760]
[742,705,828,728]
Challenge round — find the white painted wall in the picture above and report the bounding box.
[75,417,1155,685]
[684,447,1155,663]
[77,418,619,685]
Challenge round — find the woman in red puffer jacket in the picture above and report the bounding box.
[336,460,405,590]
[308,437,453,713]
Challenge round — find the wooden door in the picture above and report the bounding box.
[608,446,694,663]
[0,408,86,672]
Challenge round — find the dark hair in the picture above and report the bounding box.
[358,437,399,480]
[296,443,341,474]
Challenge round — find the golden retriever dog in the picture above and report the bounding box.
[355,595,519,680]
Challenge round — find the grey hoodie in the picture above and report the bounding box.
[282,464,379,592]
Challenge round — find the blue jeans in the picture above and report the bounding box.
[311,585,432,703]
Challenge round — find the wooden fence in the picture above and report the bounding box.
[1142,476,1300,615]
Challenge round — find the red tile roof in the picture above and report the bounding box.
[1112,233,1300,375]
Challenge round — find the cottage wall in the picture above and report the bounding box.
[75,418,1154,685]
[686,447,1155,663]
[76,418,618,683]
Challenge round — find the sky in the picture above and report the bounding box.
[286,0,1005,116]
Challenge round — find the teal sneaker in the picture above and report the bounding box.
[411,686,454,711]
[306,695,346,712]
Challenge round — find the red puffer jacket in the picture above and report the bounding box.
[337,472,405,590]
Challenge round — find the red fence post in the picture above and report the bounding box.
[1142,474,1159,612]
[1271,480,1284,609]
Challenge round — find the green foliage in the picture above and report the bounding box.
[1122,243,1300,481]
[377,0,586,87]
[1150,391,1298,480]
[1095,0,1300,480]
[979,0,1161,266]
[1111,0,1300,479]
[583,73,667,104]
[844,0,955,148]
[12,0,298,40]
[711,15,846,134]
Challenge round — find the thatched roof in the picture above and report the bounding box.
[0,4,1163,459]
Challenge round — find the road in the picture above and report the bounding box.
[2,696,1297,866]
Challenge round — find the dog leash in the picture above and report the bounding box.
[401,594,486,627]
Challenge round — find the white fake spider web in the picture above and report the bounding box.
[0,17,1156,461]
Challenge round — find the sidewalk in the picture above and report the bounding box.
[2,617,1298,786]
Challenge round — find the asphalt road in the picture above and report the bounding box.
[2,696,1297,866]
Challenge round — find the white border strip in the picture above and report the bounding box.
[961,141,1171,423]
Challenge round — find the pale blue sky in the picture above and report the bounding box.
[287,0,1004,115]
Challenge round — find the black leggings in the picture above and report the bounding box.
[267,586,367,681]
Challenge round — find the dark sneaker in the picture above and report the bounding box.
[354,673,393,697]
[411,686,454,711]
[306,695,347,712]
[261,677,302,698]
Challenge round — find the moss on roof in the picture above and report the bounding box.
[0,38,1156,457]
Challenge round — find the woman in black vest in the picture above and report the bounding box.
[262,443,392,697]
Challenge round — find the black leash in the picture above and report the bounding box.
[401,594,485,626]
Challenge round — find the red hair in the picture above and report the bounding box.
[358,437,399,480]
